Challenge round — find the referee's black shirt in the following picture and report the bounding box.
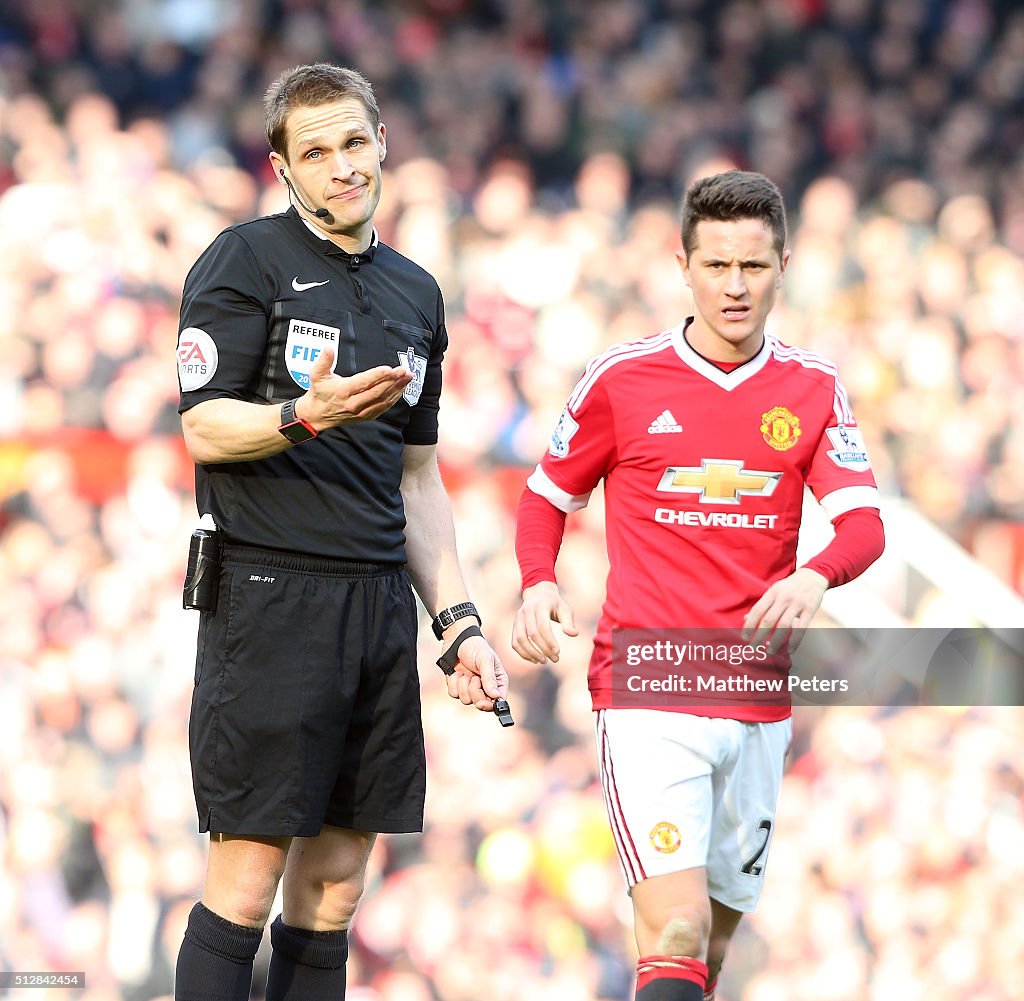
[177,208,446,562]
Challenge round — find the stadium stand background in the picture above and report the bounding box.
[0,1,1022,998]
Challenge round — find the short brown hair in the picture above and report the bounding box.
[681,170,787,260]
[264,63,380,157]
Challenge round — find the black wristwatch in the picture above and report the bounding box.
[431,602,481,640]
[278,398,318,444]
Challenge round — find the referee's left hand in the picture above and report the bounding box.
[301,348,413,429]
[445,635,509,712]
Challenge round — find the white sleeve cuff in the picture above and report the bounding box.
[819,485,881,520]
[526,466,592,514]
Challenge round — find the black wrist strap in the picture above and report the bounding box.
[436,624,484,676]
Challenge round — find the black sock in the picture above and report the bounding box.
[635,956,708,1001]
[635,983,704,1001]
[265,916,349,1001]
[174,902,264,1001]
[636,979,705,1001]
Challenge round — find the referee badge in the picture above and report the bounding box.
[398,347,426,405]
[286,318,340,389]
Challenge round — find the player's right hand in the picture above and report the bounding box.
[512,580,579,664]
[300,348,414,428]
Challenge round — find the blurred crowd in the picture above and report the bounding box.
[0,1,1022,999]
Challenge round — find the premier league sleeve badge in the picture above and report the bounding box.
[398,347,427,405]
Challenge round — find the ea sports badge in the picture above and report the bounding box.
[398,347,426,405]
[177,327,218,391]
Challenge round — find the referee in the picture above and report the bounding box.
[173,63,507,1001]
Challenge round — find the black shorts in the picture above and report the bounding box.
[189,545,425,837]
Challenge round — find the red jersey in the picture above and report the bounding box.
[528,320,880,721]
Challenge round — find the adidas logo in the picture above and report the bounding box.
[648,409,683,434]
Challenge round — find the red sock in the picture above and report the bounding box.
[635,955,709,1000]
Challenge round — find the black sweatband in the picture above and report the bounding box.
[436,624,484,676]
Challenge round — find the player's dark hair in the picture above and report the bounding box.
[265,63,380,157]
[681,170,787,260]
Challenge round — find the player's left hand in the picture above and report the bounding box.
[742,567,828,653]
[444,635,509,712]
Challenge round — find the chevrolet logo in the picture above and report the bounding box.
[657,459,782,504]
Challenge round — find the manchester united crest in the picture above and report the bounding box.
[760,406,802,451]
[649,821,681,854]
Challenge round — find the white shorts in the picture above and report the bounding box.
[596,708,792,912]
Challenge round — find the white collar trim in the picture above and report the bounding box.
[671,319,773,390]
[299,216,379,252]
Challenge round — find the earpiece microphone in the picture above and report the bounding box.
[279,168,335,225]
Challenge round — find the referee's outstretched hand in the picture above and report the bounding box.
[302,348,414,428]
[445,635,509,712]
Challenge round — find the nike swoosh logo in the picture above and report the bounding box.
[292,277,330,291]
